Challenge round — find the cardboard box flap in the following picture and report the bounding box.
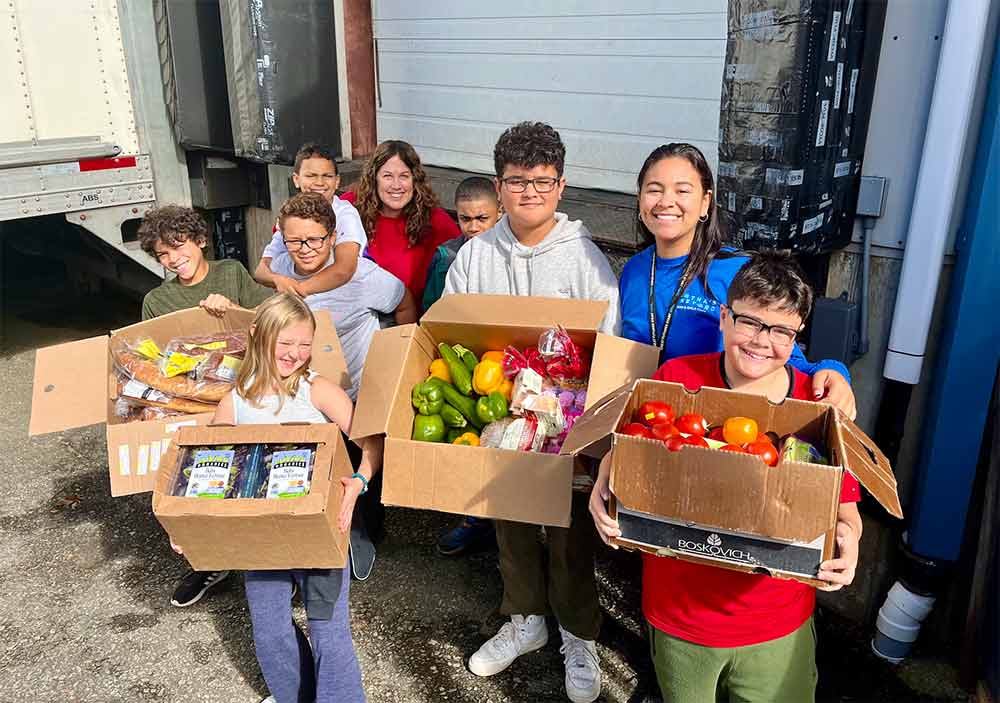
[560,382,634,458]
[424,294,608,332]
[350,324,419,440]
[586,335,660,410]
[311,310,350,391]
[836,412,903,518]
[30,335,109,435]
[112,305,256,340]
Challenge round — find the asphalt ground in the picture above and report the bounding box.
[0,258,972,703]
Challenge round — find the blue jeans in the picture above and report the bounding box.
[244,569,365,703]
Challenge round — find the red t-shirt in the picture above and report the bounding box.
[342,192,460,301]
[641,352,862,648]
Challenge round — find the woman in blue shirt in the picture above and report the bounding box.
[618,143,856,416]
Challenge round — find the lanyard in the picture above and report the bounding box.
[649,253,694,352]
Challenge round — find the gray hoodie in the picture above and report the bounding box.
[443,212,621,334]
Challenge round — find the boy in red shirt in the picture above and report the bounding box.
[590,250,862,702]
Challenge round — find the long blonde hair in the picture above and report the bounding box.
[236,294,316,409]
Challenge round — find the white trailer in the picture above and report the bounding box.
[1,0,190,278]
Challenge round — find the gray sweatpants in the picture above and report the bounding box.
[245,569,365,703]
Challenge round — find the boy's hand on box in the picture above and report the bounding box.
[812,370,857,421]
[589,454,621,548]
[337,476,364,534]
[170,539,184,556]
[817,520,859,591]
[272,274,305,297]
[199,294,234,317]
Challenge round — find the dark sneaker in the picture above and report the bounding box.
[437,516,495,556]
[349,502,376,581]
[170,570,231,607]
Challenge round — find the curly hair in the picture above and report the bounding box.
[277,192,336,235]
[353,140,439,247]
[493,121,566,178]
[138,205,210,256]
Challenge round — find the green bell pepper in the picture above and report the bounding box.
[475,391,509,424]
[411,380,444,416]
[412,413,446,442]
[440,404,467,429]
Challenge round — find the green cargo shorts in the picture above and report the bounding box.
[649,618,818,703]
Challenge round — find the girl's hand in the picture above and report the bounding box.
[588,454,621,547]
[338,475,365,534]
[817,520,860,591]
[170,539,184,555]
[812,370,857,420]
[199,294,234,317]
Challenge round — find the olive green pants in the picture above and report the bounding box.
[495,493,602,640]
[649,618,818,703]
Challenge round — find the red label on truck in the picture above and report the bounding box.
[78,156,137,171]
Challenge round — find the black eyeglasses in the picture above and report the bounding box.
[500,176,560,193]
[283,234,331,252]
[727,307,801,346]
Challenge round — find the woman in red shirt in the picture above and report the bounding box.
[343,140,460,301]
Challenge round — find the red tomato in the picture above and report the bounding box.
[707,427,726,442]
[683,434,710,448]
[620,422,653,439]
[747,441,779,467]
[675,413,708,437]
[720,444,746,453]
[650,422,680,441]
[754,431,775,445]
[664,435,686,452]
[636,401,675,428]
[723,416,759,445]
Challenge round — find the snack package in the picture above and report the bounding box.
[261,444,316,499]
[161,332,247,383]
[172,444,256,498]
[480,417,515,448]
[503,345,547,380]
[510,368,544,411]
[780,436,829,465]
[498,414,546,452]
[115,372,217,415]
[112,336,235,403]
[520,393,566,436]
[537,326,591,384]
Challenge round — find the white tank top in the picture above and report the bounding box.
[231,371,329,425]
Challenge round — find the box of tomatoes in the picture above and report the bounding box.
[563,378,903,585]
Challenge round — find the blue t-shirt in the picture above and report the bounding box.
[619,245,850,381]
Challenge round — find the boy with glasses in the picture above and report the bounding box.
[590,250,862,703]
[445,122,618,703]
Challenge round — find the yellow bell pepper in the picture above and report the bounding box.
[452,432,480,446]
[472,359,504,395]
[428,358,452,384]
[481,350,505,365]
[497,377,513,401]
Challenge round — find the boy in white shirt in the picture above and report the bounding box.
[255,143,367,297]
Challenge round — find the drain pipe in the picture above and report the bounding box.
[872,0,999,663]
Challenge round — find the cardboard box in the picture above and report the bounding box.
[30,306,349,496]
[563,378,902,586]
[152,423,352,570]
[350,294,660,528]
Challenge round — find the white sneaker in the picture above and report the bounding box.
[468,614,548,677]
[559,626,601,703]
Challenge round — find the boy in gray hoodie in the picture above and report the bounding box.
[445,122,616,703]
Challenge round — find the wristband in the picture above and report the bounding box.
[351,472,369,495]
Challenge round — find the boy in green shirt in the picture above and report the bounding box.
[138,205,271,606]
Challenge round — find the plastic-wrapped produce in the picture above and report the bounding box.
[173,444,257,498]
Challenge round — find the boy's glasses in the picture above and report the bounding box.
[283,234,331,251]
[727,308,800,346]
[501,176,560,193]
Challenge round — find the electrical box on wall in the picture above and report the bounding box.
[809,295,862,365]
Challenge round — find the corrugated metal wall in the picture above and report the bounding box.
[372,1,726,194]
